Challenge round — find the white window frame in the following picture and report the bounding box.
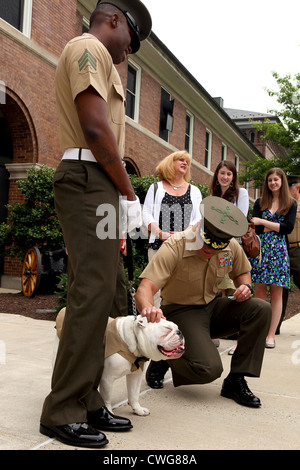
[249,131,255,143]
[22,0,32,37]
[159,86,173,142]
[235,155,240,171]
[221,143,227,161]
[205,129,212,170]
[185,110,194,156]
[0,0,33,37]
[82,16,90,33]
[126,58,141,122]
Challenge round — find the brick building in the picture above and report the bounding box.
[0,1,263,288]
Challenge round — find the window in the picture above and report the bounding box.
[204,129,212,169]
[185,112,194,155]
[125,61,141,121]
[221,143,227,161]
[159,88,174,141]
[82,16,89,34]
[0,0,23,30]
[235,155,239,171]
[0,0,32,37]
[249,131,255,143]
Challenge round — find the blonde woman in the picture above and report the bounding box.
[143,150,202,388]
[143,151,202,256]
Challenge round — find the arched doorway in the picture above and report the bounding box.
[124,157,140,176]
[0,111,13,277]
[0,89,37,286]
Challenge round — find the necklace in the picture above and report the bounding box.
[169,181,185,190]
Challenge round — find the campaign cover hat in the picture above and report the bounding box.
[198,196,248,250]
[97,0,152,52]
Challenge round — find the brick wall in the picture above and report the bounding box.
[1,37,60,166]
[31,0,78,57]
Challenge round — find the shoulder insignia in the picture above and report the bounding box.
[78,48,97,73]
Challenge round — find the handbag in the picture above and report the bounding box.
[241,222,261,259]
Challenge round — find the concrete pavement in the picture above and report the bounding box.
[0,290,300,451]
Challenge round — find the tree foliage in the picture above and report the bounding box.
[239,70,300,187]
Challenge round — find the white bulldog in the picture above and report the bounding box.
[54,309,185,416]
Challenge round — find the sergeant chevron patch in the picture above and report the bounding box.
[78,49,97,73]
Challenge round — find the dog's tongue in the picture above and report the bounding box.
[158,343,185,358]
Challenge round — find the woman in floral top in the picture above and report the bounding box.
[250,168,297,348]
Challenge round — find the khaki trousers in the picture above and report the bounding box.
[162,296,271,387]
[41,161,120,426]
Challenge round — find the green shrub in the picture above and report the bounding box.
[0,165,64,261]
[54,273,68,313]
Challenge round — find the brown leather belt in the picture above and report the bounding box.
[289,241,300,248]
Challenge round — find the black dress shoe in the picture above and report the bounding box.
[146,360,170,389]
[221,375,261,408]
[87,406,132,432]
[40,422,108,448]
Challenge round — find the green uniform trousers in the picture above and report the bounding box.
[162,296,271,387]
[41,161,120,426]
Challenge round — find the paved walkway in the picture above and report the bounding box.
[0,290,300,451]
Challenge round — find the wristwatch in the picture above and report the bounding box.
[244,283,254,295]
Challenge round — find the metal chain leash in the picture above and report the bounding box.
[129,281,137,318]
[126,234,138,318]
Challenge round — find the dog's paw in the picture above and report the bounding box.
[132,405,150,416]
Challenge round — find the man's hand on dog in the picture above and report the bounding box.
[140,306,165,323]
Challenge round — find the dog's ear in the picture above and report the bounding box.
[137,316,148,329]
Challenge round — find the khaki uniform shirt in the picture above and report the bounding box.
[104,318,146,372]
[55,33,125,155]
[288,198,300,243]
[140,225,251,305]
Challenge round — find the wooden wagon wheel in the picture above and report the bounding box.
[21,247,42,298]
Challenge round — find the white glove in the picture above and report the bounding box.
[120,195,142,234]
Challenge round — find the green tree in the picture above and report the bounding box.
[239,70,300,187]
[0,165,64,261]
